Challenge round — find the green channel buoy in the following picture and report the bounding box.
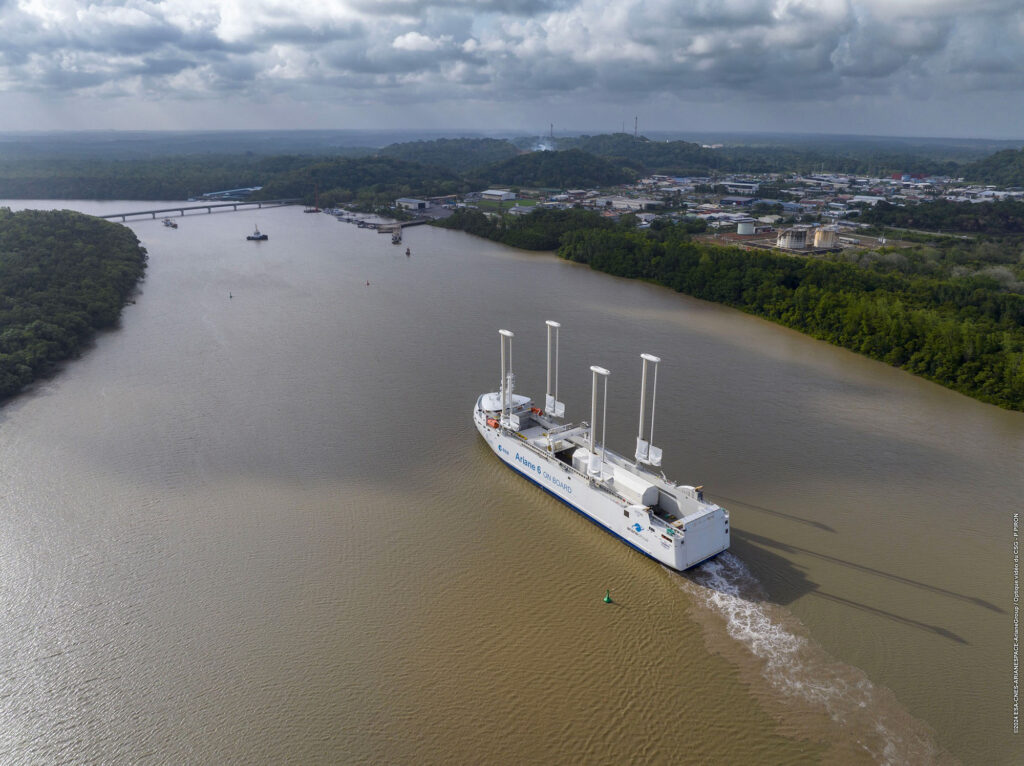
[603,589,613,604]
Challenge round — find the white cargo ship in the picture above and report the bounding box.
[473,321,730,571]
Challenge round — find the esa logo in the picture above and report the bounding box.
[497,444,508,455]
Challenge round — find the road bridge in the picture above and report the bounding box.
[100,199,301,222]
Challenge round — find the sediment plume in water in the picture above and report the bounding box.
[677,553,957,765]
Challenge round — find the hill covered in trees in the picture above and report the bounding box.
[0,132,1022,201]
[471,149,635,189]
[530,133,965,178]
[378,137,520,173]
[0,208,147,401]
[961,147,1024,186]
[253,156,468,209]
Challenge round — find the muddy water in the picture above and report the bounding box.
[0,200,1020,763]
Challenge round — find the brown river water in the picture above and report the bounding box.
[0,200,1021,764]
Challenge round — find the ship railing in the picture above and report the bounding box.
[545,421,582,436]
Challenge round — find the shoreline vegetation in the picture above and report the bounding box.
[434,209,1024,412]
[0,208,147,402]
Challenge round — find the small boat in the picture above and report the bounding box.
[162,218,178,228]
[406,248,411,256]
[246,225,268,241]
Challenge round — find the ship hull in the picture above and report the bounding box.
[474,400,729,571]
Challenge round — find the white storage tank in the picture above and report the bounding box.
[814,227,838,248]
[777,228,807,249]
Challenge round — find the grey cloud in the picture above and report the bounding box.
[0,0,1021,136]
[351,0,571,17]
[130,57,197,78]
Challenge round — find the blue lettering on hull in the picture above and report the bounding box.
[492,440,672,569]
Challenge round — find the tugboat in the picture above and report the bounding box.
[246,224,268,241]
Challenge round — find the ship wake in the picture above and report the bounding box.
[676,552,955,765]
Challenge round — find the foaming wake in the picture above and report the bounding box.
[677,552,955,765]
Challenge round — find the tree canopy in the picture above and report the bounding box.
[0,208,147,401]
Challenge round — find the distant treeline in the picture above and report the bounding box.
[436,210,1024,411]
[253,156,469,210]
[379,138,520,173]
[2,133,1023,202]
[382,133,975,179]
[0,208,147,401]
[0,155,279,200]
[861,199,1024,235]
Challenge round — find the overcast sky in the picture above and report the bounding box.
[1,0,1022,139]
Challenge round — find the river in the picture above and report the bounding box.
[0,200,1021,764]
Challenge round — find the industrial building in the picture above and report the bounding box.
[396,197,428,210]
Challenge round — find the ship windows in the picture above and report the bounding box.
[623,509,630,518]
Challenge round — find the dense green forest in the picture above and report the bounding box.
[0,155,301,200]
[0,208,147,400]
[470,149,635,189]
[435,210,1024,410]
[0,154,470,207]
[561,228,1023,409]
[861,199,1024,234]
[0,132,1022,202]
[376,133,971,179]
[252,156,469,209]
[379,138,520,173]
[961,148,1024,186]
[515,134,967,178]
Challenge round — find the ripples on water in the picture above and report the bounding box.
[679,553,956,765]
[1,201,1016,763]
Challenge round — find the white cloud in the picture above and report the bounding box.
[392,32,447,52]
[0,0,1021,135]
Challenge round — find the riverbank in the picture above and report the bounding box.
[0,207,147,401]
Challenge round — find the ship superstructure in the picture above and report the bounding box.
[473,322,730,571]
